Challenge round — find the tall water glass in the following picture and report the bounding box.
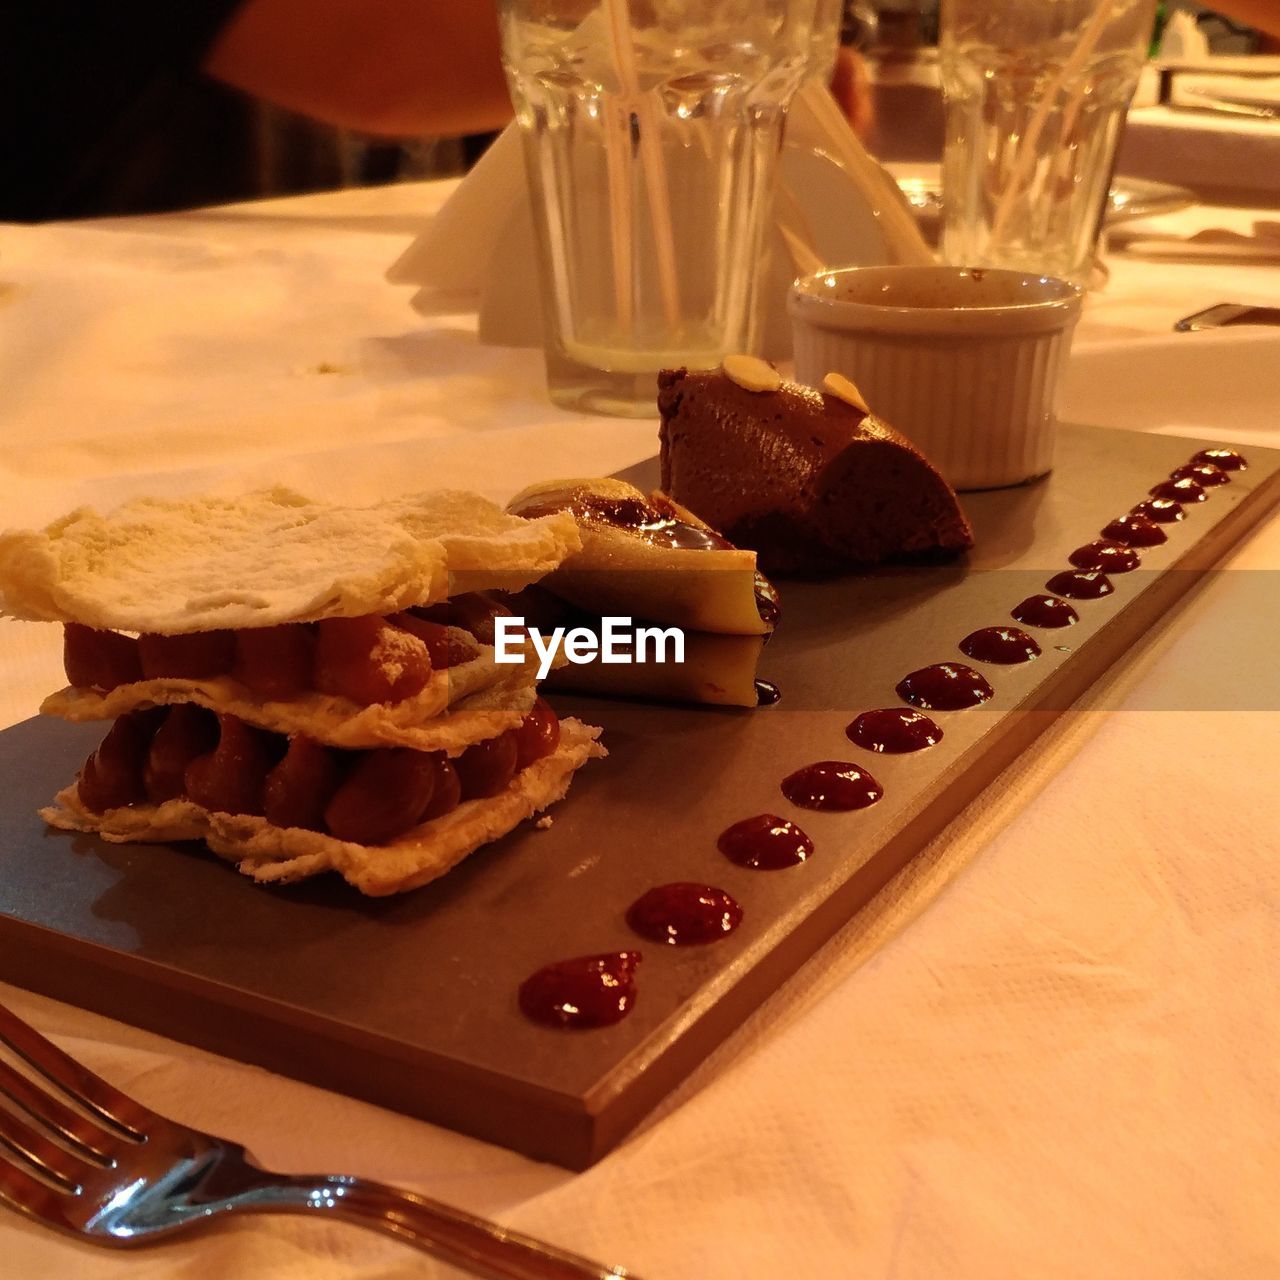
[939,0,1155,287]
[498,0,823,416]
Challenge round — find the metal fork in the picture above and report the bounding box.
[0,1000,636,1279]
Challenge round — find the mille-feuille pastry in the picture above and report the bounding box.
[658,357,974,576]
[0,487,605,896]
[505,477,779,707]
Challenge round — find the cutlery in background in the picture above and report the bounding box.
[1175,302,1280,330]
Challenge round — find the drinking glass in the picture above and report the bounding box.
[939,0,1156,287]
[498,0,826,416]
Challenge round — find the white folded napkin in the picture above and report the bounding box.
[1157,10,1210,62]
[387,80,934,360]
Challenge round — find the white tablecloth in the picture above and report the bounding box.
[1,181,1278,1280]
[1120,105,1280,202]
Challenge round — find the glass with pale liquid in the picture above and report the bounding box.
[939,0,1156,287]
[499,0,827,416]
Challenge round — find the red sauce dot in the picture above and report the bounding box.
[1190,448,1245,472]
[626,884,742,945]
[1011,595,1078,629]
[1150,477,1205,504]
[1101,513,1167,547]
[846,708,943,753]
[718,814,813,869]
[896,663,994,711]
[518,952,641,1029]
[781,761,882,811]
[959,627,1042,664]
[1171,462,1229,487]
[1045,570,1114,601]
[1132,498,1184,524]
[1068,540,1140,573]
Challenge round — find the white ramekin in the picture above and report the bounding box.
[788,265,1083,490]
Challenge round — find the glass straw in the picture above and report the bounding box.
[603,0,683,332]
[989,0,1124,246]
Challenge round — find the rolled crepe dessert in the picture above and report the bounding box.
[0,487,605,896]
[505,477,779,707]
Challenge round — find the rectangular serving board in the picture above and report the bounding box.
[1,423,1277,1169]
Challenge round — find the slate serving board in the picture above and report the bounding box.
[1,423,1276,1168]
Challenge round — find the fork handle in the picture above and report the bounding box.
[264,1174,636,1279]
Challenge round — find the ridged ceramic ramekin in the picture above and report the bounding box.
[789,265,1083,490]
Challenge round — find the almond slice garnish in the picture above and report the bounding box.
[822,371,871,414]
[722,353,782,394]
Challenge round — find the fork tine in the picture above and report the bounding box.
[0,1149,77,1229]
[0,1104,90,1190]
[0,1002,151,1138]
[0,1055,119,1162]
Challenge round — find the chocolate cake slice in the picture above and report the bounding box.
[658,367,973,576]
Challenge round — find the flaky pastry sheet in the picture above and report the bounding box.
[42,719,605,896]
[42,641,540,751]
[0,487,580,633]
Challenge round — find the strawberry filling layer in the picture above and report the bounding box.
[60,596,514,708]
[75,698,562,846]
